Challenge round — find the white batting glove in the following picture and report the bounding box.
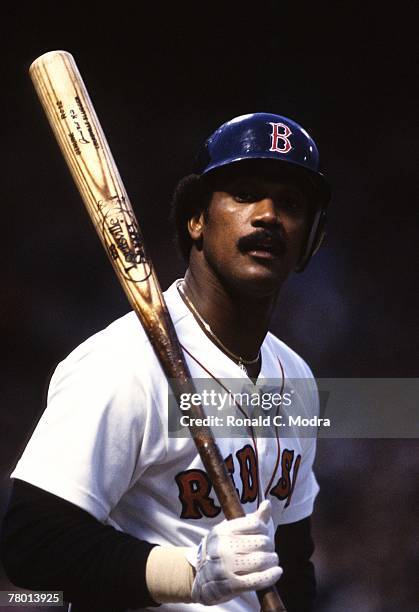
[187,500,282,606]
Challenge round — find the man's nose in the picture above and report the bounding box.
[251,197,280,226]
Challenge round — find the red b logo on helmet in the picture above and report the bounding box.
[269,122,292,153]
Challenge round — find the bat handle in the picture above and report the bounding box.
[172,382,287,610]
[258,586,287,611]
[191,436,287,610]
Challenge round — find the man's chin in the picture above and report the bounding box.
[229,262,292,298]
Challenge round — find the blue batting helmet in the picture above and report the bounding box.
[194,112,330,271]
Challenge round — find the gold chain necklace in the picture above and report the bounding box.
[176,280,260,375]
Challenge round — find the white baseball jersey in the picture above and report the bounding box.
[12,279,319,611]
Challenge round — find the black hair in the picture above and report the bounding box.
[169,173,213,261]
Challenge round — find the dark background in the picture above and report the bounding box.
[2,2,418,610]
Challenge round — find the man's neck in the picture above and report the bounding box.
[181,266,277,364]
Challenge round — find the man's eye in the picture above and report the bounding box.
[280,197,305,213]
[233,192,261,203]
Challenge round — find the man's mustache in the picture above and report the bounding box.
[237,229,287,256]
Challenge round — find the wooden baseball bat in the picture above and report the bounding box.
[29,50,286,612]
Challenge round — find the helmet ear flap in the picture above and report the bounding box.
[295,209,327,272]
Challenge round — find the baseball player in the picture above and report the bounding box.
[2,113,329,612]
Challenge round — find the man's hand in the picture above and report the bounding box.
[188,500,282,605]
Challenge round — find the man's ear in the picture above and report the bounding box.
[187,211,205,241]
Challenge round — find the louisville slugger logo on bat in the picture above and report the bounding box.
[98,195,152,282]
[30,50,286,612]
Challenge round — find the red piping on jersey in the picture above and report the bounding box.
[179,343,261,506]
[179,343,285,509]
[264,356,285,498]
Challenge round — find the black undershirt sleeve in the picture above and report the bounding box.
[2,480,316,612]
[275,516,317,612]
[1,479,159,612]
